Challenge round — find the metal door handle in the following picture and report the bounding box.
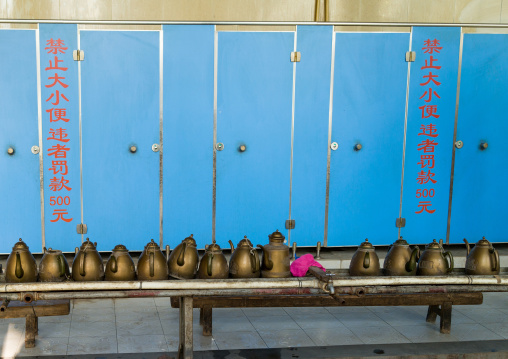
[130,145,137,153]
[480,142,488,150]
[354,143,362,151]
[7,147,14,155]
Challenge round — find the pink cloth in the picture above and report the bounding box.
[290,253,326,277]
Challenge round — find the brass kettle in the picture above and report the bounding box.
[383,237,420,276]
[257,230,291,278]
[105,244,136,281]
[349,238,380,276]
[464,237,500,275]
[167,234,199,279]
[417,239,454,276]
[39,247,70,282]
[197,239,229,279]
[72,238,105,281]
[137,239,168,280]
[229,236,260,278]
[5,238,38,283]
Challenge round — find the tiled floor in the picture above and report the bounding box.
[0,293,506,358]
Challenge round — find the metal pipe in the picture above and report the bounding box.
[0,278,320,292]
[1,19,508,28]
[1,276,507,293]
[314,0,321,22]
[0,288,321,301]
[0,298,9,311]
[330,275,508,287]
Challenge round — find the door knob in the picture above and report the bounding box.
[7,147,14,155]
[354,143,362,151]
[130,145,137,153]
[330,142,338,151]
[480,142,488,150]
[216,143,224,151]
[238,144,246,152]
[455,140,463,149]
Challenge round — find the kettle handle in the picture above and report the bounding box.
[58,254,66,278]
[79,251,86,277]
[149,251,154,277]
[490,248,499,272]
[207,253,214,277]
[406,246,420,273]
[257,245,273,270]
[363,252,370,269]
[249,249,258,273]
[15,252,24,279]
[443,251,454,273]
[177,242,187,267]
[111,255,118,273]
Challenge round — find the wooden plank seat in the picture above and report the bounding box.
[170,292,483,335]
[0,299,70,348]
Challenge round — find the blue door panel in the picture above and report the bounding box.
[39,24,81,252]
[163,25,214,249]
[328,33,409,246]
[216,32,294,246]
[449,34,508,243]
[401,27,461,243]
[81,31,160,251]
[291,25,333,247]
[0,30,41,253]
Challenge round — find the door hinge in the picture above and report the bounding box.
[395,217,406,228]
[73,50,85,61]
[290,51,301,62]
[285,219,295,230]
[76,223,88,234]
[405,51,416,62]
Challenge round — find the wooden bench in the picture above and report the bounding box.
[170,292,483,335]
[0,299,70,348]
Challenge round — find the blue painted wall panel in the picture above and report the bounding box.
[163,25,214,249]
[328,33,409,246]
[0,30,41,253]
[401,27,460,243]
[81,31,160,251]
[216,32,294,246]
[449,34,508,243]
[39,24,81,252]
[291,25,333,246]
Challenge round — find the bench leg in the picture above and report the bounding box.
[25,314,37,348]
[440,302,452,334]
[178,296,193,359]
[202,306,212,336]
[426,305,440,323]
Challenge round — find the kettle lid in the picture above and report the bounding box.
[359,238,374,249]
[145,239,160,250]
[476,236,491,247]
[12,238,29,251]
[183,234,197,247]
[238,235,253,247]
[80,238,97,250]
[393,236,409,246]
[206,239,222,253]
[269,230,285,242]
[44,247,62,255]
[426,239,442,250]
[113,244,128,252]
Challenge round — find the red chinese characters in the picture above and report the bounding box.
[45,38,72,223]
[415,39,443,214]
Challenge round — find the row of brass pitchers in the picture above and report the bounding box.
[349,238,454,276]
